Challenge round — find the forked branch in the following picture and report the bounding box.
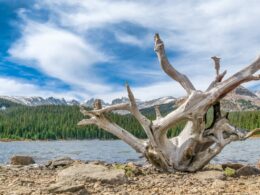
[207,56,227,91]
[155,105,162,119]
[211,56,260,99]
[78,99,146,153]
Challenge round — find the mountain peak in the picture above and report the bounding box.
[83,98,109,107]
[233,86,257,97]
[0,86,259,111]
[111,97,129,105]
[222,86,260,111]
[83,96,176,111]
[0,96,79,106]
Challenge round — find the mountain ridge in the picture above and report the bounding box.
[0,96,80,106]
[0,86,259,112]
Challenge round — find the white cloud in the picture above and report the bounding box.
[37,0,152,31]
[0,77,81,100]
[99,73,219,102]
[7,0,260,101]
[114,32,144,47]
[100,81,186,103]
[37,0,260,70]
[9,21,111,93]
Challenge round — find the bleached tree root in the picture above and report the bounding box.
[78,34,260,172]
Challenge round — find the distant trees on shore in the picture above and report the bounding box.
[0,103,259,140]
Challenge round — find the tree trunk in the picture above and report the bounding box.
[78,34,260,172]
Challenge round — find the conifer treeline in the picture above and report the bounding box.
[0,100,259,140]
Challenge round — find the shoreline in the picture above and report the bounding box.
[0,138,118,142]
[1,135,260,142]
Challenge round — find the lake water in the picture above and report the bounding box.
[0,139,259,165]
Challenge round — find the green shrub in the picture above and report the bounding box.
[224,167,236,177]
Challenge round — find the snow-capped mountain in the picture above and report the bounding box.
[138,96,176,109]
[0,86,259,112]
[111,97,130,105]
[0,96,79,106]
[83,96,176,110]
[82,87,259,113]
[66,99,80,106]
[83,98,109,107]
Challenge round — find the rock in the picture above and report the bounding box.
[217,174,227,180]
[88,160,106,165]
[10,156,35,165]
[212,180,226,188]
[124,162,143,177]
[78,189,89,195]
[222,163,244,170]
[93,181,101,188]
[193,170,223,181]
[46,157,74,169]
[204,164,223,171]
[236,166,260,176]
[57,162,127,184]
[47,183,86,194]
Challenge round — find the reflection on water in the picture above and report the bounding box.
[0,139,259,165]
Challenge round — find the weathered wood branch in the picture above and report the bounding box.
[126,84,151,133]
[155,105,162,119]
[207,56,227,91]
[78,104,146,153]
[243,128,260,139]
[207,70,227,91]
[206,57,225,128]
[154,34,195,94]
[210,56,260,99]
[125,84,157,144]
[88,103,130,115]
[212,56,221,76]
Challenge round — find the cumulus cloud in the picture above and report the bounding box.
[100,73,219,102]
[114,32,144,47]
[0,77,81,100]
[35,0,260,72]
[7,0,260,101]
[9,20,111,93]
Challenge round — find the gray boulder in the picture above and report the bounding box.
[222,163,244,170]
[46,162,126,194]
[236,165,260,176]
[57,162,127,184]
[10,156,35,165]
[46,157,74,169]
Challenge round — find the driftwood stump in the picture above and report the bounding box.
[78,34,260,172]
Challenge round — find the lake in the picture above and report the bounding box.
[0,139,259,165]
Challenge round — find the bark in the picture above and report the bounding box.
[78,34,260,172]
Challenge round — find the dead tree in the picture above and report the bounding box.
[78,34,260,172]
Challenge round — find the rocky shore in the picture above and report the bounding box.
[1,157,260,195]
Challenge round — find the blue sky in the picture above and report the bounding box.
[0,0,259,101]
